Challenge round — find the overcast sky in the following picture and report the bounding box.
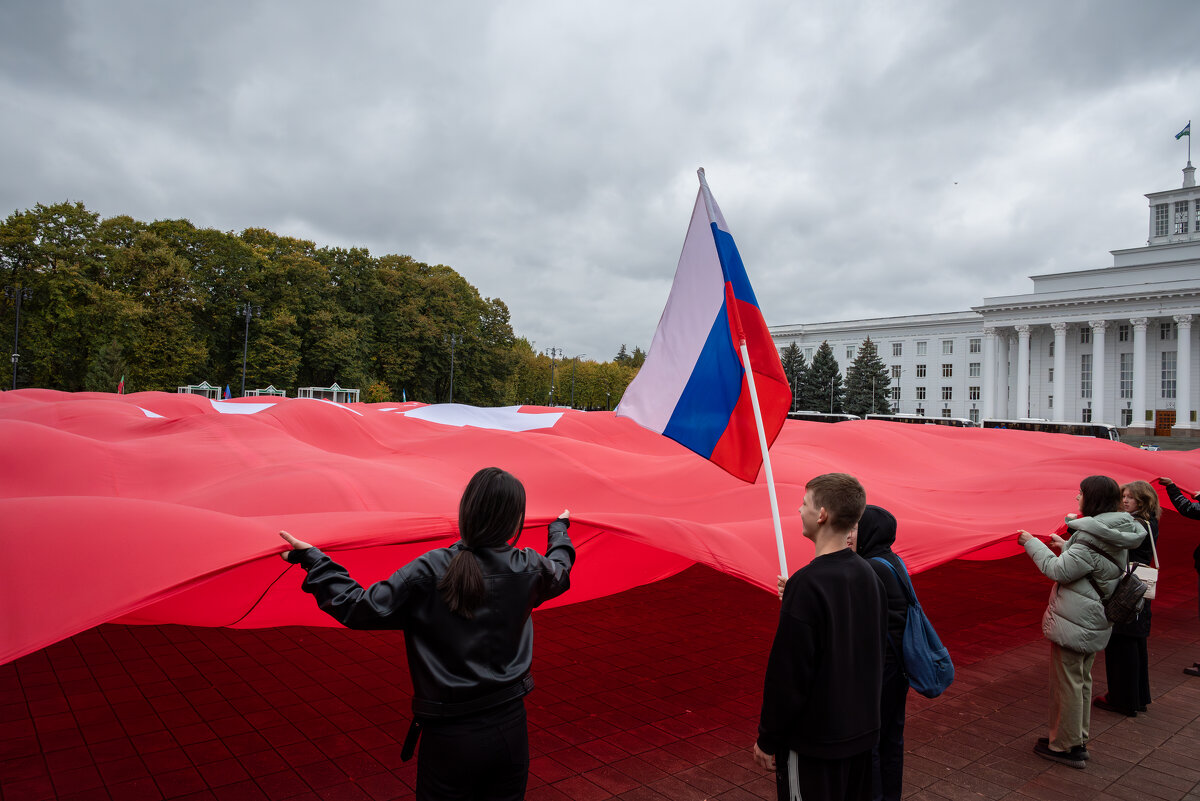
[2,1,1198,362]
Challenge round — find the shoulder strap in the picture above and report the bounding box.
[1081,541,1122,571]
[870,556,917,605]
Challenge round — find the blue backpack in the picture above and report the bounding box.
[871,556,954,699]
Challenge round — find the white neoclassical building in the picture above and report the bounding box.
[771,162,1200,436]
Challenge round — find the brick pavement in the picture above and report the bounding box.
[2,540,1198,801]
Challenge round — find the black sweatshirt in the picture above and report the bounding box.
[758,548,888,759]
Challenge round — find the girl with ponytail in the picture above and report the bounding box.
[279,467,574,800]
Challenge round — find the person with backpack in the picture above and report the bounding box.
[1017,475,1144,769]
[856,505,910,801]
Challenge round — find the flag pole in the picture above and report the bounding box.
[739,338,788,577]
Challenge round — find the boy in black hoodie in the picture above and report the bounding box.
[754,473,887,801]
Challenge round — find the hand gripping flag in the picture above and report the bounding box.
[617,169,791,483]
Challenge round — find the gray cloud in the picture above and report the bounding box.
[2,0,1197,361]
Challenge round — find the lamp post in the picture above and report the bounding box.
[606,391,611,411]
[238,303,262,398]
[444,332,463,402]
[545,347,562,406]
[5,286,31,391]
[569,354,586,409]
[829,376,835,413]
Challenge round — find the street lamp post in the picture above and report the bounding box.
[238,303,262,397]
[444,333,463,402]
[829,376,835,413]
[569,354,586,409]
[545,347,562,406]
[5,286,31,391]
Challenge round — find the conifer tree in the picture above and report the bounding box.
[844,337,891,416]
[801,341,844,413]
[779,343,807,411]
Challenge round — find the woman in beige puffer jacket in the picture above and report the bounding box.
[1017,475,1144,769]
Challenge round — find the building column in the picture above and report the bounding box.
[1016,324,1031,418]
[1090,320,1107,426]
[1051,322,1067,422]
[996,330,1010,418]
[1129,317,1150,430]
[1174,314,1194,433]
[982,327,996,419]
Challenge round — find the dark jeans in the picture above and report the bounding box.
[776,749,873,801]
[872,663,909,801]
[416,698,529,801]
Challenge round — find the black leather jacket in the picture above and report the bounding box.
[289,518,574,717]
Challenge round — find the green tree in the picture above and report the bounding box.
[844,337,891,416]
[802,341,844,413]
[614,344,630,364]
[779,343,807,411]
[630,346,646,368]
[84,340,128,393]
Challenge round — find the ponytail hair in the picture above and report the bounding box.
[439,467,526,618]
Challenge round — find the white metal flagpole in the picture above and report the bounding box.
[739,339,788,577]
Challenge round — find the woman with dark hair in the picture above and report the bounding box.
[1017,475,1144,769]
[1094,481,1160,716]
[278,467,574,800]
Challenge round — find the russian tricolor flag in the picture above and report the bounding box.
[617,169,791,482]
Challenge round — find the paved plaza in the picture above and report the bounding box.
[2,537,1199,801]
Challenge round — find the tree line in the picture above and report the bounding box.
[0,202,640,406]
[779,338,892,416]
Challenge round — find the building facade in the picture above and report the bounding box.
[771,163,1200,435]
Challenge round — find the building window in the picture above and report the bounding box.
[915,408,925,417]
[941,408,952,418]
[1161,322,1177,340]
[892,342,902,357]
[969,408,980,424]
[942,364,953,378]
[969,338,981,353]
[916,341,927,356]
[1120,353,1133,399]
[969,386,980,401]
[846,346,855,360]
[916,364,927,378]
[1048,395,1053,409]
[1162,351,1177,399]
[1121,408,1133,426]
[942,340,953,355]
[1048,367,1054,382]
[1080,327,1091,345]
[969,362,981,377]
[890,365,901,379]
[1082,407,1092,423]
[941,386,953,401]
[1080,353,1092,398]
[1155,203,1169,237]
[891,387,900,401]
[804,347,813,360]
[1118,324,1130,342]
[916,387,926,401]
[1176,201,1191,235]
[1196,199,1200,232]
[1048,339,1055,357]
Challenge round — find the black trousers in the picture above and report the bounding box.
[776,749,873,801]
[1103,633,1150,713]
[416,698,529,801]
[872,664,909,801]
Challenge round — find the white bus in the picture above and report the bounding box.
[864,413,977,428]
[981,418,1121,441]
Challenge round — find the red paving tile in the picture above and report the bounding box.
[3,538,1200,800]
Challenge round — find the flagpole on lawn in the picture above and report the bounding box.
[697,168,788,577]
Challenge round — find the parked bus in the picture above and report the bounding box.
[787,410,860,423]
[864,413,978,428]
[981,418,1121,441]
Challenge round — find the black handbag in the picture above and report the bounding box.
[1082,542,1147,625]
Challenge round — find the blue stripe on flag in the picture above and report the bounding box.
[710,223,761,309]
[662,302,744,457]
